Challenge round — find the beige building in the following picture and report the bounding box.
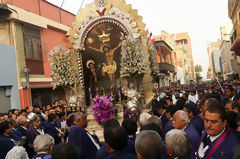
[174,33,195,81]
[154,31,195,85]
[228,0,240,77]
[220,24,239,80]
[154,31,177,87]
[207,40,222,79]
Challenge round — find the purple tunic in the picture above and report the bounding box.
[196,127,240,159]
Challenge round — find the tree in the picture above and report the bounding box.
[195,65,203,82]
[195,64,203,73]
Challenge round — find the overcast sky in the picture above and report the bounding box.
[47,0,231,78]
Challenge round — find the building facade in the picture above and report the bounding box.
[174,33,195,81]
[0,0,75,110]
[220,24,239,80]
[207,40,222,79]
[154,31,177,87]
[228,0,240,77]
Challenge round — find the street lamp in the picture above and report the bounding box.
[23,67,31,106]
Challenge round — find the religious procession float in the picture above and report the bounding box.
[48,0,160,137]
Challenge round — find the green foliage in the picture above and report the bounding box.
[195,64,203,73]
[147,40,159,79]
[196,73,203,82]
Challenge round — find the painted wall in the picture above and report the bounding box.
[0,44,20,110]
[4,0,75,27]
[41,28,69,78]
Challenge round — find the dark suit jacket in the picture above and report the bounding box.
[95,139,135,159]
[162,119,173,141]
[191,115,204,136]
[44,122,61,144]
[0,134,15,159]
[17,126,27,137]
[105,150,137,159]
[184,124,201,159]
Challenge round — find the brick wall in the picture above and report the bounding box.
[15,22,26,79]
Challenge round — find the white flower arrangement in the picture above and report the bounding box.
[49,45,77,89]
[120,35,147,78]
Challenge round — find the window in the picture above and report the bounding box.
[23,24,44,74]
[23,24,41,60]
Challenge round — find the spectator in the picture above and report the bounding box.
[51,143,82,159]
[172,110,200,158]
[95,118,120,159]
[96,118,136,159]
[68,112,100,159]
[154,101,167,130]
[9,118,22,142]
[140,123,161,137]
[162,104,178,140]
[104,126,137,159]
[225,99,234,111]
[166,97,173,106]
[225,85,235,100]
[226,111,238,130]
[139,112,151,126]
[165,129,192,159]
[32,134,54,159]
[122,118,137,143]
[25,112,45,158]
[135,130,162,159]
[183,103,204,135]
[196,103,240,158]
[147,116,162,131]
[232,101,240,113]
[0,120,15,159]
[5,146,29,159]
[44,113,62,144]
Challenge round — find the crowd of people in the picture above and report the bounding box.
[1,80,240,159]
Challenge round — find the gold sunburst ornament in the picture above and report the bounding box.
[95,0,108,8]
[98,31,110,43]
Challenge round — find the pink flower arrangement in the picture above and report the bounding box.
[91,95,118,125]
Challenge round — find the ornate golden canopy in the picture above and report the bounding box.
[67,0,146,50]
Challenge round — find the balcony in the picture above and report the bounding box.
[158,62,176,74]
[230,24,240,56]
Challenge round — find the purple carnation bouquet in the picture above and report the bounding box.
[91,95,119,125]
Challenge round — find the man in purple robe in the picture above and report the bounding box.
[44,113,62,144]
[162,105,178,140]
[183,103,204,135]
[196,103,240,159]
[26,113,44,158]
[68,112,100,159]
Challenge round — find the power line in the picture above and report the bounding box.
[77,0,85,15]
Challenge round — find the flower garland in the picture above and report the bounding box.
[120,35,147,78]
[91,95,118,125]
[49,45,77,89]
[147,40,159,79]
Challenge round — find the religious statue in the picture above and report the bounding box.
[88,43,120,87]
[86,59,98,98]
